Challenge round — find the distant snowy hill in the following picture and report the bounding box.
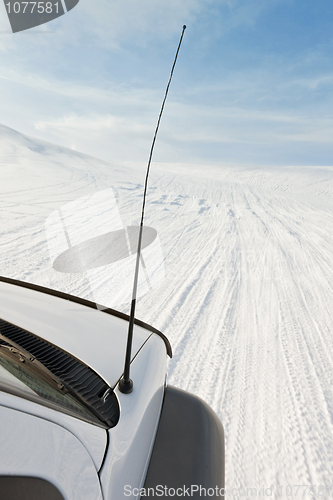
[1,122,333,496]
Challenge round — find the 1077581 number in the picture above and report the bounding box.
[5,2,59,14]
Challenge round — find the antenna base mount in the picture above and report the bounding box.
[118,377,133,394]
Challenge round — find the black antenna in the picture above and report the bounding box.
[119,25,186,394]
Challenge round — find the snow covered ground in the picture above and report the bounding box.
[1,123,333,497]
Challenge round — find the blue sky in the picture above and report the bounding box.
[0,0,332,166]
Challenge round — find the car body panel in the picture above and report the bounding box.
[0,390,107,471]
[0,279,225,500]
[100,334,167,500]
[0,405,103,500]
[0,280,151,387]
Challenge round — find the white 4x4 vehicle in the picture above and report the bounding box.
[0,276,224,500]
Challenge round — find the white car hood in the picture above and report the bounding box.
[0,280,152,388]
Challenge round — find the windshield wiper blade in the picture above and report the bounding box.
[0,336,67,391]
[0,318,119,427]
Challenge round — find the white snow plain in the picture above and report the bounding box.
[1,122,333,497]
